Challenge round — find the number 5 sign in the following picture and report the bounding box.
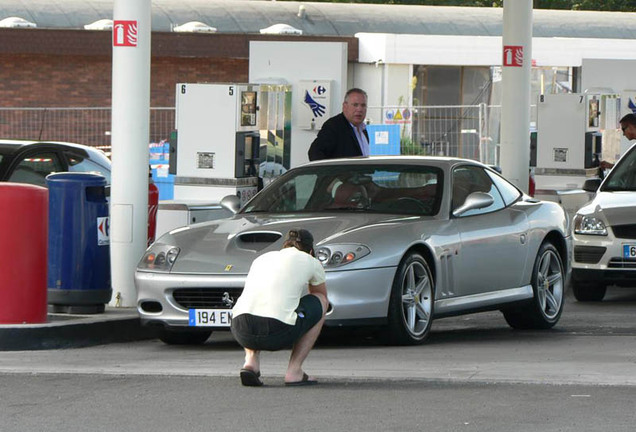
[113,20,138,47]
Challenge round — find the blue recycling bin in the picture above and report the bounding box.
[46,172,111,313]
[151,165,174,200]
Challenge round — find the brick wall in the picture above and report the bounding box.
[152,57,248,106]
[0,30,355,145]
[0,54,248,108]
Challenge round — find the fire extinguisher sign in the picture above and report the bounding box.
[503,45,523,67]
[113,20,138,47]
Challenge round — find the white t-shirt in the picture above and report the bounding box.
[232,247,326,325]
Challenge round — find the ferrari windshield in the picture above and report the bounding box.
[243,164,443,216]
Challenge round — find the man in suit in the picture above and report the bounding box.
[308,88,369,161]
[599,113,636,171]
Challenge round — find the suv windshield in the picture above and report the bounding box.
[242,164,443,216]
[602,145,636,192]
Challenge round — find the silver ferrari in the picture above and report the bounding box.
[135,156,571,345]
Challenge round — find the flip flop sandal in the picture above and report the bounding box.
[240,368,263,387]
[285,372,318,386]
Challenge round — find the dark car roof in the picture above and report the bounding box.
[0,139,111,166]
[0,139,89,154]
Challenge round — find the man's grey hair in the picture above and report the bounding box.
[344,88,367,102]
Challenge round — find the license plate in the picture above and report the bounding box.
[623,245,636,259]
[188,309,232,327]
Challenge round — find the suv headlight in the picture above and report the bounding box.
[138,244,181,272]
[573,214,607,236]
[315,244,370,268]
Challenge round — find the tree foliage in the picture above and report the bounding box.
[300,0,636,12]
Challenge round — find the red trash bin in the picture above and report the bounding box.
[148,173,159,247]
[0,183,48,324]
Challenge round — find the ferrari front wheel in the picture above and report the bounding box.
[386,253,434,345]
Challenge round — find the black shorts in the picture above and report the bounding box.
[231,294,323,351]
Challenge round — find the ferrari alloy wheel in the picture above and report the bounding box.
[503,242,565,329]
[387,252,434,345]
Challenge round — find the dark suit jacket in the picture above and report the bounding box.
[308,113,369,161]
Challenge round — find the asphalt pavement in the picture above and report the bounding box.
[1,287,636,388]
[3,374,635,432]
[3,287,636,432]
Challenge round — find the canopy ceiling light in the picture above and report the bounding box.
[173,21,217,33]
[259,23,302,35]
[84,19,113,30]
[0,16,36,28]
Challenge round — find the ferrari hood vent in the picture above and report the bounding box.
[236,231,282,252]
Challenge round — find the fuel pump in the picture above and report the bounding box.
[172,83,262,205]
[156,82,293,238]
[535,92,621,192]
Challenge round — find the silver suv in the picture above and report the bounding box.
[571,143,636,301]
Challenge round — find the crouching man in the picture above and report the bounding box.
[231,228,328,387]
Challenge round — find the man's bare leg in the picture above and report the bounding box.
[243,348,260,373]
[284,293,328,383]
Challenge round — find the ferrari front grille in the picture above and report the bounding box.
[172,288,243,309]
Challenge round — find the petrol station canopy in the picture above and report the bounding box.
[0,0,635,40]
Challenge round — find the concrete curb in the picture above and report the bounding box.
[0,308,157,351]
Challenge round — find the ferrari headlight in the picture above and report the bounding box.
[315,244,370,268]
[138,244,181,272]
[573,214,607,236]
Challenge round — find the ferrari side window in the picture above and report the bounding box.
[452,165,505,217]
[486,170,521,206]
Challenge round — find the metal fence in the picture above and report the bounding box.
[367,104,500,165]
[1,104,536,166]
[0,107,175,155]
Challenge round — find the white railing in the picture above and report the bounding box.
[0,104,538,166]
[0,107,175,150]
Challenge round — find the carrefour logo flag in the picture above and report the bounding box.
[97,216,110,246]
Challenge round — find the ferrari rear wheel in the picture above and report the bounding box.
[503,242,565,330]
[157,328,212,345]
[386,252,434,345]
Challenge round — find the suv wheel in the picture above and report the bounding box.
[572,281,606,302]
